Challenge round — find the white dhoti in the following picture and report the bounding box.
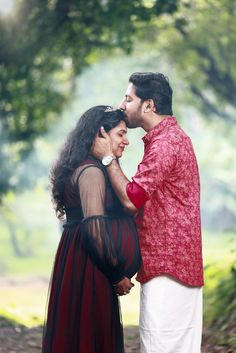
[139,276,203,353]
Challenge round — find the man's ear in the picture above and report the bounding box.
[144,99,155,113]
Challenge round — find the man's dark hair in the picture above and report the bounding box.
[129,72,173,115]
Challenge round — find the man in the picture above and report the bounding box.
[92,72,204,353]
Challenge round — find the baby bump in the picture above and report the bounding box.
[109,217,141,278]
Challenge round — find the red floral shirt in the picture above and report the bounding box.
[126,117,204,287]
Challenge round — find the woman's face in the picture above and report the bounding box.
[108,120,129,158]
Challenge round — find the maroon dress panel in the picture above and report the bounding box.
[42,159,141,353]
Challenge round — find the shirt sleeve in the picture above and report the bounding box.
[126,181,149,208]
[77,165,125,284]
[132,139,177,198]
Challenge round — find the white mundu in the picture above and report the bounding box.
[139,276,203,353]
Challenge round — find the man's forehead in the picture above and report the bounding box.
[125,83,136,97]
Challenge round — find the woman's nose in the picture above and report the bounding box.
[124,138,129,145]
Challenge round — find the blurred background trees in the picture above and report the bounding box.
[148,0,236,123]
[0,0,235,349]
[0,0,179,198]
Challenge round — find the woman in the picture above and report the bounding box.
[42,105,141,353]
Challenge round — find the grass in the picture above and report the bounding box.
[0,230,235,328]
[120,279,140,325]
[0,221,58,277]
[203,231,235,286]
[0,227,56,327]
[0,283,48,327]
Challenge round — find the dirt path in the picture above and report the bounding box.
[0,318,231,353]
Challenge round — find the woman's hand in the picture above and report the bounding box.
[91,127,113,160]
[114,277,134,296]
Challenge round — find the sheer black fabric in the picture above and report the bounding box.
[82,216,125,283]
[42,158,141,353]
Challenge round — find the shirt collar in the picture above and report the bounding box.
[142,116,177,145]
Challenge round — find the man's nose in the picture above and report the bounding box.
[124,138,129,145]
[119,100,126,110]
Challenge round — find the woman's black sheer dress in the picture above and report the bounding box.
[42,158,141,353]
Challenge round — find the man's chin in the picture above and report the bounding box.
[125,119,135,129]
[126,122,138,129]
[123,114,130,126]
[124,115,138,129]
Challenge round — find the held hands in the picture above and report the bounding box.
[91,126,113,160]
[113,277,134,296]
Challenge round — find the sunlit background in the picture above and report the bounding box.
[0,0,235,352]
[0,0,16,16]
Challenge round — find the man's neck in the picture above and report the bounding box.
[142,113,171,132]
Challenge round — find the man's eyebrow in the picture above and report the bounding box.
[119,129,127,133]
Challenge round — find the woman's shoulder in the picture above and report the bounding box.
[79,156,105,174]
[71,157,106,185]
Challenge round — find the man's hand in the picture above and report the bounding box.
[113,277,134,296]
[91,127,113,160]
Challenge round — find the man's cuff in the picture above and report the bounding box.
[126,181,149,209]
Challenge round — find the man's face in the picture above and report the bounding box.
[119,83,143,128]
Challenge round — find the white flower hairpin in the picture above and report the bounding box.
[104,106,116,112]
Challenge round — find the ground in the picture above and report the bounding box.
[0,277,233,353]
[0,317,232,353]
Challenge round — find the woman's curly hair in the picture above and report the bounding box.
[50,105,125,219]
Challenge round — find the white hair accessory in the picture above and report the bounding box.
[104,106,116,112]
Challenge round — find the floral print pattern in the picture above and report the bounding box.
[132,117,204,287]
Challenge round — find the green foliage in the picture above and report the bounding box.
[140,0,236,123]
[195,118,236,231]
[204,269,236,349]
[0,286,46,327]
[203,232,236,349]
[0,182,59,268]
[0,0,179,199]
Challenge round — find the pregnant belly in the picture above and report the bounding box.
[111,217,142,278]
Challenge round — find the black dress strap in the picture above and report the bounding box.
[76,161,108,183]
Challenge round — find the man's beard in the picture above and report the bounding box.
[123,112,131,127]
[124,108,142,129]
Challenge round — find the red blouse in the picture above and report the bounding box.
[126,117,204,287]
